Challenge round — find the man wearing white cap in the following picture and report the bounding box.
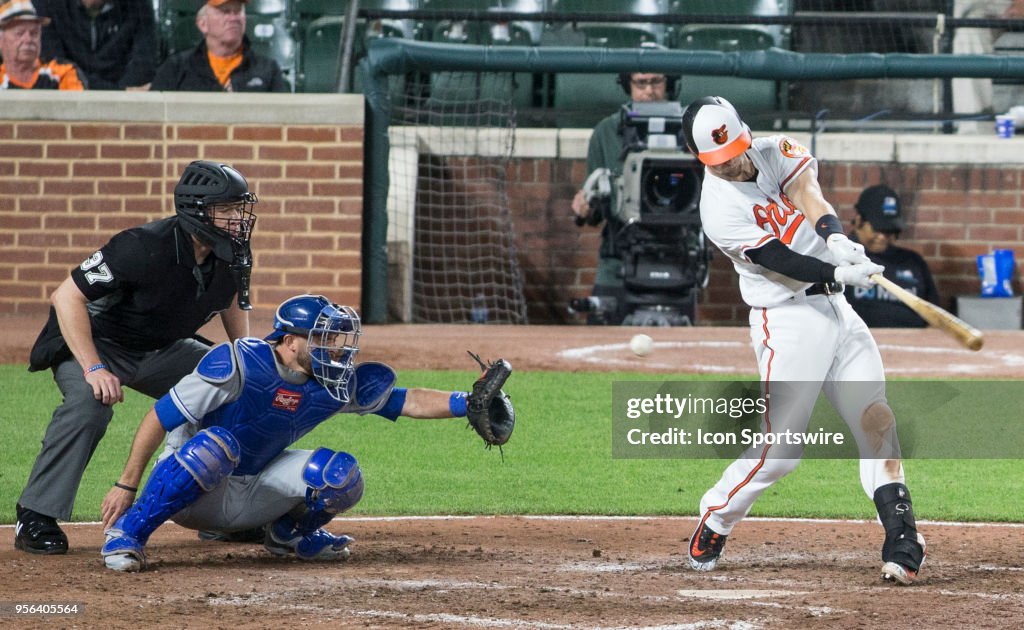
[0,0,85,89]
[680,96,926,586]
[150,0,287,92]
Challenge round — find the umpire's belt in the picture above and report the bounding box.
[805,281,843,296]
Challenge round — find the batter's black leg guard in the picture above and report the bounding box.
[873,482,925,571]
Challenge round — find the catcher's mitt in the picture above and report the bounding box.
[466,351,515,449]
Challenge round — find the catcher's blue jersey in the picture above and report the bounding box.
[154,338,397,476]
[205,340,343,475]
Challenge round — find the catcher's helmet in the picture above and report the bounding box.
[266,294,361,403]
[681,96,752,166]
[174,160,258,263]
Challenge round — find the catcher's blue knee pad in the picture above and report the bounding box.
[303,447,364,515]
[177,425,241,491]
[118,427,240,544]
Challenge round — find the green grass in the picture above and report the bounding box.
[1,365,1021,523]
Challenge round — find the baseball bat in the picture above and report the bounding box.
[870,274,984,351]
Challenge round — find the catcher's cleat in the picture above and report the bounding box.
[198,525,266,543]
[688,519,728,572]
[882,533,926,586]
[14,504,68,555]
[102,520,146,572]
[265,521,353,561]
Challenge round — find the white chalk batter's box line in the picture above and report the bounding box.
[558,340,1024,376]
[5,515,1020,529]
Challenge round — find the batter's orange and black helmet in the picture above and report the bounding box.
[681,96,752,166]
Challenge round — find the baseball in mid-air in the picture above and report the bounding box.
[629,334,653,357]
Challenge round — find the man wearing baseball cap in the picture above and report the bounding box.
[150,0,288,92]
[844,184,940,327]
[0,0,85,89]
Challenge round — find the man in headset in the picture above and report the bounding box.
[570,69,681,324]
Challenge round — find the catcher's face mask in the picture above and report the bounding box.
[307,304,361,403]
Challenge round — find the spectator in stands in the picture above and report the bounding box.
[149,0,288,92]
[570,71,676,324]
[0,0,84,89]
[843,185,940,328]
[35,0,156,90]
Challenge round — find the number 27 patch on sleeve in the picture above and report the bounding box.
[79,251,114,285]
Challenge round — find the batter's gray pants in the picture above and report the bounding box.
[18,338,211,520]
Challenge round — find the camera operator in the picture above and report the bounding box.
[571,71,678,324]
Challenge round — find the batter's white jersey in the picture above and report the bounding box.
[699,135,839,308]
[691,135,904,539]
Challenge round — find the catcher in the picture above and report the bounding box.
[99,294,514,571]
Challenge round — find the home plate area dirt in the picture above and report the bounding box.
[3,320,1024,628]
[3,516,1024,629]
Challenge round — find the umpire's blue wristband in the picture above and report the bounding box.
[449,391,469,417]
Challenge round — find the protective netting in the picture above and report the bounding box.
[353,2,1024,128]
[385,71,529,324]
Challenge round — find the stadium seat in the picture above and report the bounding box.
[551,72,631,128]
[160,0,204,57]
[666,0,790,49]
[547,0,668,48]
[667,0,793,116]
[292,0,348,21]
[296,0,419,93]
[676,25,775,52]
[419,1,540,115]
[246,14,297,91]
[246,0,288,16]
[421,0,543,46]
[544,0,670,126]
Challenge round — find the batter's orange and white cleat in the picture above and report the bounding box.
[882,533,926,585]
[688,520,728,571]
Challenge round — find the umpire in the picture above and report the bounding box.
[14,160,258,555]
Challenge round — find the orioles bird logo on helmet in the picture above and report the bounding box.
[712,125,729,145]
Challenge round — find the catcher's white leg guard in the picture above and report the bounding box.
[265,448,363,560]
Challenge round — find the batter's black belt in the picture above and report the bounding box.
[805,281,843,296]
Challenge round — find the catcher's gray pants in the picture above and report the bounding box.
[168,448,312,532]
[18,338,210,520]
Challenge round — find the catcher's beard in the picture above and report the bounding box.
[296,348,314,376]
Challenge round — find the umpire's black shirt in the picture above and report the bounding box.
[844,240,940,328]
[30,217,237,369]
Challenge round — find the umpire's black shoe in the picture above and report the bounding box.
[14,504,68,555]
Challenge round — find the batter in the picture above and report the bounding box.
[680,96,927,585]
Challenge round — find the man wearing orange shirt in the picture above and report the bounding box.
[0,0,85,90]
[150,0,287,92]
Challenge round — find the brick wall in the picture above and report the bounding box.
[508,158,1024,326]
[0,92,364,321]
[3,94,1022,329]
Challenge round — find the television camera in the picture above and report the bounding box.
[571,101,710,326]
